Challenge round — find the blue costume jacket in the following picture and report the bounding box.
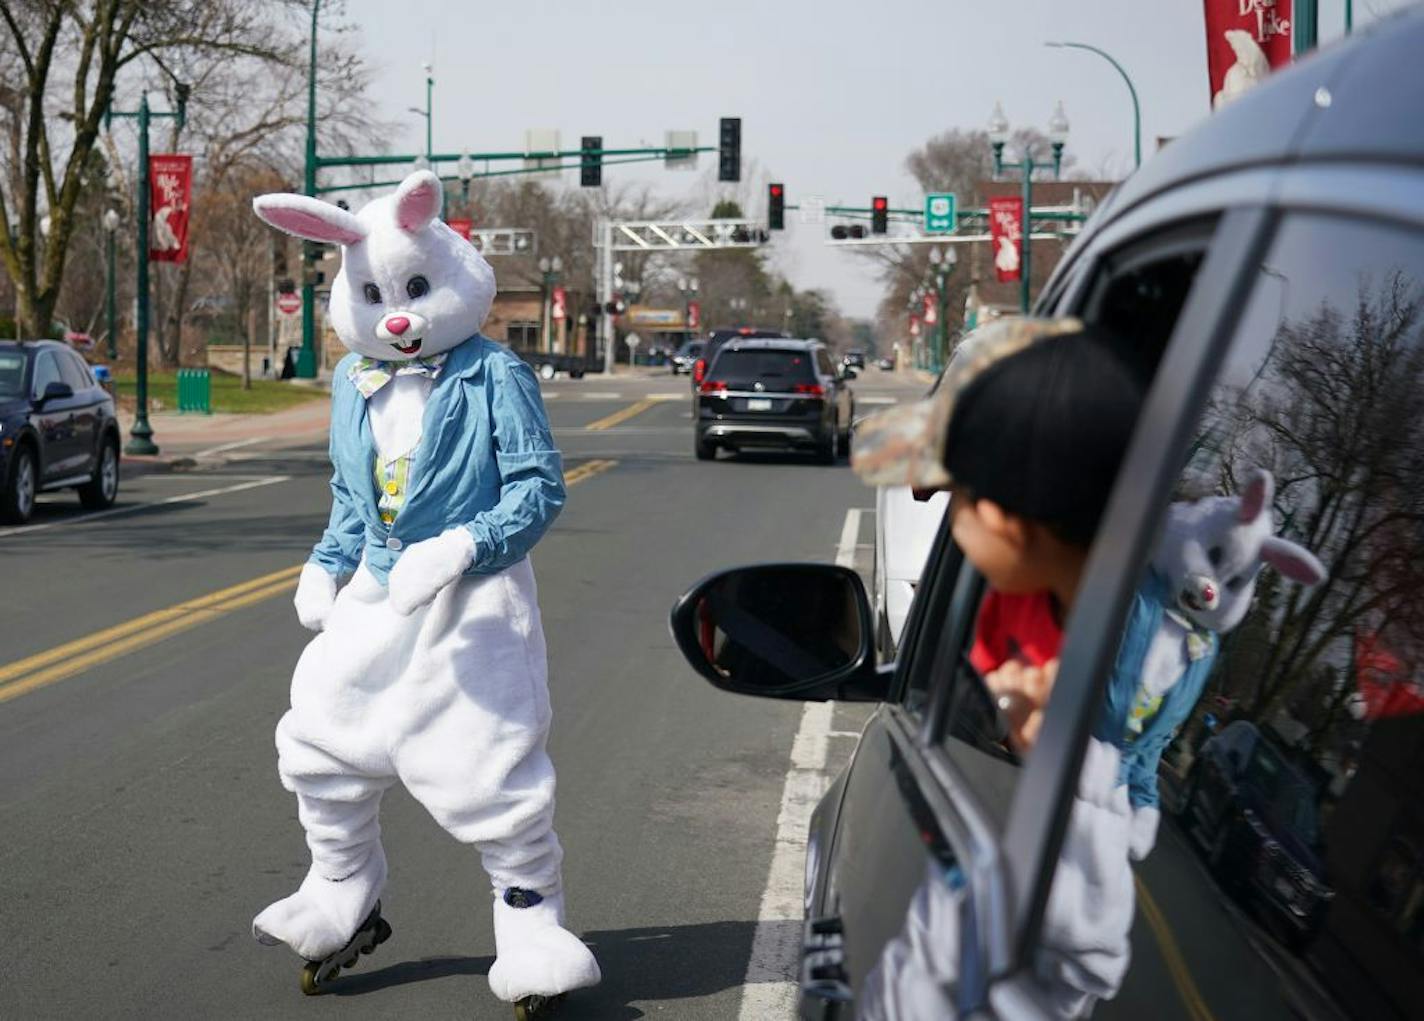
[1094,570,1218,810]
[310,334,566,586]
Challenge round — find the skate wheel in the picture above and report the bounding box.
[375,917,393,945]
[300,962,323,996]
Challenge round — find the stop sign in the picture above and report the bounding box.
[276,292,301,316]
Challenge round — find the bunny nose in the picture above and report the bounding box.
[1201,582,1217,605]
[385,315,410,336]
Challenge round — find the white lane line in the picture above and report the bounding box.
[648,392,685,399]
[0,476,290,537]
[737,507,863,1020]
[857,396,899,405]
[578,391,623,399]
[540,392,562,399]
[192,437,265,459]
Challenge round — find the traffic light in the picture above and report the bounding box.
[768,183,785,230]
[719,117,741,182]
[871,196,888,234]
[830,224,867,240]
[581,136,602,187]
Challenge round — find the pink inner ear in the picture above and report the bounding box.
[254,198,365,246]
[1261,537,1327,585]
[396,178,441,232]
[1238,471,1273,522]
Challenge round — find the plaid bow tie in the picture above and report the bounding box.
[348,352,447,398]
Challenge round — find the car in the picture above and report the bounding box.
[694,339,855,463]
[689,327,791,391]
[869,367,951,659]
[1178,720,1333,951]
[0,339,122,524]
[667,18,1424,1018]
[842,349,867,370]
[670,339,705,375]
[875,356,895,371]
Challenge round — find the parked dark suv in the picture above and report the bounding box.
[0,340,122,524]
[669,17,1424,1019]
[1180,720,1332,951]
[694,339,855,463]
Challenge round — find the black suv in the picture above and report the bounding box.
[0,340,122,524]
[669,17,1424,1019]
[694,339,855,463]
[689,327,790,390]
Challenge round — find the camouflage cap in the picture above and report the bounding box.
[850,316,1086,489]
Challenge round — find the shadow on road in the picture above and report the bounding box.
[325,918,789,1018]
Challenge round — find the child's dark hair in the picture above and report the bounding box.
[943,326,1145,548]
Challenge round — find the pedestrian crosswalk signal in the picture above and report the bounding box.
[768,183,785,230]
[719,117,741,182]
[871,196,888,234]
[581,136,602,187]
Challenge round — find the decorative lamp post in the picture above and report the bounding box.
[408,63,434,166]
[988,101,1070,313]
[926,246,958,372]
[456,152,475,214]
[538,255,563,354]
[103,208,120,359]
[678,276,699,332]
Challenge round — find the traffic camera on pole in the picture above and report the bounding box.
[768,183,785,230]
[871,196,889,234]
[719,117,741,182]
[581,136,602,187]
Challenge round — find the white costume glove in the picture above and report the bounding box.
[388,527,477,616]
[293,563,339,632]
[1128,805,1161,862]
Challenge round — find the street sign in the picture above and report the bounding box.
[624,333,641,350]
[277,292,302,316]
[665,130,698,170]
[800,196,826,225]
[924,193,957,234]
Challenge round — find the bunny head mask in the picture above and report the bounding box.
[252,171,495,363]
[1153,469,1326,634]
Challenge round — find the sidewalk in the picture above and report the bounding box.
[116,398,332,467]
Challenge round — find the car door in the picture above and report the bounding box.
[58,350,101,474]
[28,351,77,481]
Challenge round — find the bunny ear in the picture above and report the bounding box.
[253,193,366,246]
[1261,536,1327,585]
[393,171,443,232]
[1238,469,1275,523]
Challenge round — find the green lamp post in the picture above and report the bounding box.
[926,246,958,373]
[1045,42,1139,169]
[988,100,1070,313]
[538,255,563,354]
[103,208,120,360]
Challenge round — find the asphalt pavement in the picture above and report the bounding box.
[0,368,918,1020]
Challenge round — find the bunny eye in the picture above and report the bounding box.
[406,275,430,300]
[363,283,382,305]
[1226,574,1246,591]
[1208,545,1223,566]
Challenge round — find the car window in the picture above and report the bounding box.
[708,349,814,382]
[816,349,836,377]
[908,232,1216,832]
[0,351,24,398]
[59,351,92,392]
[30,352,61,399]
[1095,212,1424,1019]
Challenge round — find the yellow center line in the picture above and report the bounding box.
[584,396,676,432]
[0,458,620,705]
[1134,875,1217,1021]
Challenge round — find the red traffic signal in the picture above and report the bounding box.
[871,196,888,234]
[768,183,785,230]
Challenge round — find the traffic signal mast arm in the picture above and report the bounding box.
[315,152,706,196]
[315,144,714,170]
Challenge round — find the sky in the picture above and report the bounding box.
[338,0,1405,319]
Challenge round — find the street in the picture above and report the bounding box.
[0,370,908,1019]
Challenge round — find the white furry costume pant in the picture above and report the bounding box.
[255,556,599,1000]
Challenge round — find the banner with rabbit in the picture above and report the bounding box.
[1205,0,1294,109]
[149,154,192,264]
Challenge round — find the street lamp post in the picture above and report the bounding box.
[988,100,1069,314]
[538,255,563,354]
[678,276,699,333]
[408,64,434,167]
[926,246,958,372]
[456,152,475,214]
[108,86,187,456]
[103,208,120,360]
[1045,42,1140,169]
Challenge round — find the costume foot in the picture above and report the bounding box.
[488,889,601,1004]
[252,845,387,961]
[514,993,566,1020]
[298,902,394,996]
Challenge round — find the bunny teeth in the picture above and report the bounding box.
[391,339,423,355]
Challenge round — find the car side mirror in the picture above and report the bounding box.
[669,563,886,701]
[38,380,73,404]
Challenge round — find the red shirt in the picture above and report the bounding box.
[969,590,1063,675]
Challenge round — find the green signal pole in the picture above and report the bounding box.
[298,0,321,379]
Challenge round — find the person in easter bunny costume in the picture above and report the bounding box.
[249,171,600,1016]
